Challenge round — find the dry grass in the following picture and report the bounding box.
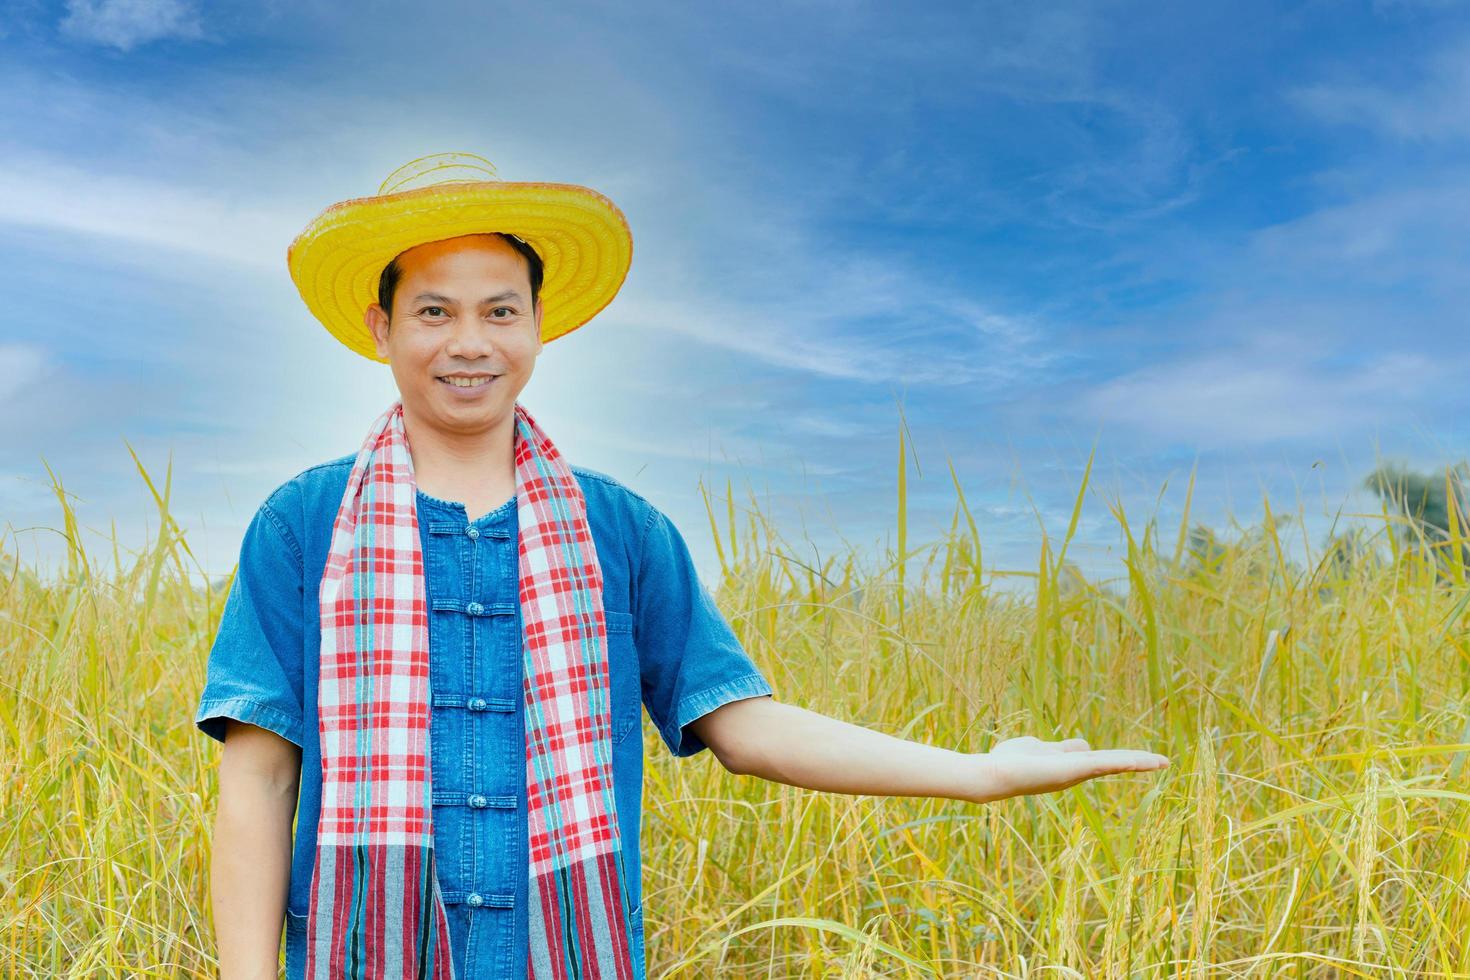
[2,443,1469,977]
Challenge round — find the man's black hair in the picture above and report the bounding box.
[377,232,544,321]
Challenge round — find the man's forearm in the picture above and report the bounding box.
[725,699,991,801]
[212,762,298,979]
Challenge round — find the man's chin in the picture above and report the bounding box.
[402,395,497,426]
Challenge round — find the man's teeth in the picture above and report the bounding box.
[440,376,494,388]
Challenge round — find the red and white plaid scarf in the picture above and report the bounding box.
[305,399,639,979]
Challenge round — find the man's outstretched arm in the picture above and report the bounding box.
[686,696,1169,803]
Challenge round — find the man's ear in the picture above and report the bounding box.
[364,303,390,358]
[533,299,544,354]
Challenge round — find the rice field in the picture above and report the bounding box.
[2,441,1468,977]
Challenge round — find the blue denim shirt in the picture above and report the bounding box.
[193,453,774,979]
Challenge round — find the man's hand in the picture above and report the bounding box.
[967,735,1170,803]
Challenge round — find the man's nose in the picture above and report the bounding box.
[444,318,499,357]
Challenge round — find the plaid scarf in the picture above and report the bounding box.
[305,399,638,979]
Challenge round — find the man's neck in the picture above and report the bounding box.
[401,404,518,521]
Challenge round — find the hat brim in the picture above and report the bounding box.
[286,180,633,363]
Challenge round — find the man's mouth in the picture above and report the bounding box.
[437,374,501,388]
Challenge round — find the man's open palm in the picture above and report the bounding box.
[972,735,1170,803]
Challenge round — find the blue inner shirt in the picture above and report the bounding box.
[194,453,775,979]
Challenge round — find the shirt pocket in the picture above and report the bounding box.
[606,609,640,745]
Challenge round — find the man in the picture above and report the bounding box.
[195,152,1169,980]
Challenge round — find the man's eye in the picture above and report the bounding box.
[420,306,446,317]
[491,307,514,318]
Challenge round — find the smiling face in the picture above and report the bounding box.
[364,233,544,441]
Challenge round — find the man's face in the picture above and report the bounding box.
[364,234,544,439]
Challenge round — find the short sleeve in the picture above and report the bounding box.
[194,499,307,748]
[634,505,774,758]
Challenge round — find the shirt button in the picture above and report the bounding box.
[466,601,484,616]
[468,794,487,808]
[467,893,484,907]
[466,526,480,539]
[468,697,488,711]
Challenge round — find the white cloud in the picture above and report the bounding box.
[616,243,1055,388]
[0,155,298,270]
[59,0,203,50]
[786,413,873,439]
[1288,36,1470,141]
[1248,176,1470,290]
[1079,348,1447,447]
[0,343,48,404]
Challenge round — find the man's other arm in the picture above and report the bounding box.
[211,720,301,979]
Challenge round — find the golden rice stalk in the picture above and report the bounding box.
[1353,764,1382,963]
[1189,730,1219,976]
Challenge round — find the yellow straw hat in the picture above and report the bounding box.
[287,151,633,363]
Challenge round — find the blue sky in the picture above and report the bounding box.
[2,0,1467,590]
